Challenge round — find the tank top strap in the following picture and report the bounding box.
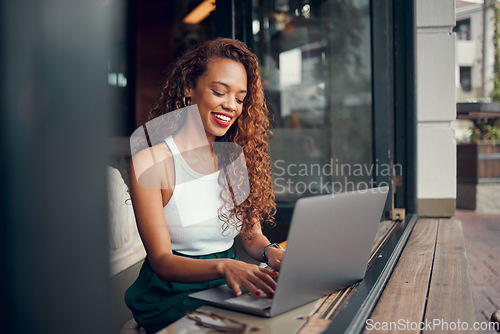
[164,136,185,188]
[164,136,181,156]
[164,136,187,177]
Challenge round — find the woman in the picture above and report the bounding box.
[125,38,284,333]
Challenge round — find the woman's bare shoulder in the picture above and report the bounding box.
[132,142,172,169]
[131,142,174,188]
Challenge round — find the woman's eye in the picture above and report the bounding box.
[212,90,224,97]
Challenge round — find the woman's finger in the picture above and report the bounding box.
[248,269,277,296]
[255,270,277,292]
[227,280,242,296]
[239,279,262,297]
[249,277,275,297]
[236,269,274,297]
[259,266,279,278]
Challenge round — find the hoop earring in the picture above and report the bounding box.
[183,96,191,107]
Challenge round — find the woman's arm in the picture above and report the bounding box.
[240,223,285,271]
[129,154,278,297]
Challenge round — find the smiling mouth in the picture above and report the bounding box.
[211,112,233,127]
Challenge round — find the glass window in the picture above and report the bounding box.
[249,0,373,202]
[454,19,471,41]
[460,66,472,92]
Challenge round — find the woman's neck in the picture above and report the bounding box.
[173,127,218,173]
[173,108,216,149]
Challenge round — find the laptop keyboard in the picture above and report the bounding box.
[225,291,273,309]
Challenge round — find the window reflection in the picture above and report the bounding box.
[252,0,372,201]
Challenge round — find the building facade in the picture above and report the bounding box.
[455,0,496,102]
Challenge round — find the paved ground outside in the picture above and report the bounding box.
[454,210,500,334]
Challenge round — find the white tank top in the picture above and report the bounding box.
[163,136,239,256]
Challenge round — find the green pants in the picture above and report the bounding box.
[124,249,236,333]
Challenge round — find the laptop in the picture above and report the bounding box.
[189,186,389,317]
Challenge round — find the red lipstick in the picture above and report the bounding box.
[211,112,232,127]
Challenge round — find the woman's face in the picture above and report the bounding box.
[186,58,248,142]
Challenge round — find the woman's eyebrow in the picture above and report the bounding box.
[211,81,247,93]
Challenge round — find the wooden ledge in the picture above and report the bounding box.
[364,218,476,333]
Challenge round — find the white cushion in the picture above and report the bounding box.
[108,166,146,276]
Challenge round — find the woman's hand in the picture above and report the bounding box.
[216,259,279,298]
[265,246,285,271]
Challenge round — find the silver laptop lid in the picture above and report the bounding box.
[270,186,389,316]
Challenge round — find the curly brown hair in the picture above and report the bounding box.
[147,38,276,237]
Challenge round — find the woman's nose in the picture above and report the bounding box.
[222,96,237,112]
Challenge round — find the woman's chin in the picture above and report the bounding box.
[207,125,234,139]
[205,129,228,140]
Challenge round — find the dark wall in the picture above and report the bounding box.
[134,0,177,126]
